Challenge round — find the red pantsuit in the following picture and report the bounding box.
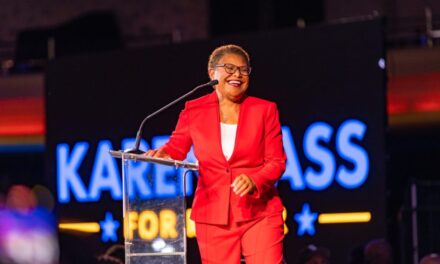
[196,212,284,264]
[162,91,286,263]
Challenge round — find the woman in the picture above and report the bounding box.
[146,44,286,264]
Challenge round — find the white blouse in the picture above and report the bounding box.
[220,123,237,160]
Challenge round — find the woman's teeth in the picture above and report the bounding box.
[228,80,242,86]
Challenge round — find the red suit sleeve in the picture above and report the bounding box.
[248,102,286,198]
[160,103,193,161]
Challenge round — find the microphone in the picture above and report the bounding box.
[125,79,218,154]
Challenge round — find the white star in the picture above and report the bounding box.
[294,203,318,236]
[100,212,120,242]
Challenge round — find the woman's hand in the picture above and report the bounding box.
[144,148,171,159]
[231,174,256,197]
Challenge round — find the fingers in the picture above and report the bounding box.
[231,174,256,197]
[144,149,157,157]
[144,149,171,159]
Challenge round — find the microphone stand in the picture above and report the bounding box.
[125,79,218,154]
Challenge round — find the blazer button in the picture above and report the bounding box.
[226,168,229,173]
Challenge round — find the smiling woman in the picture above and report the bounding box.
[146,44,287,264]
[208,45,251,108]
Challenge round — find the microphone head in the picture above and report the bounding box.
[209,79,219,86]
[124,148,145,154]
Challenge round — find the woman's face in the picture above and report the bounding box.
[209,53,250,103]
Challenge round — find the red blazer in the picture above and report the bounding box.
[162,91,286,225]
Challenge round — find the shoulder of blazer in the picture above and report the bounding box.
[185,91,218,111]
[184,92,276,111]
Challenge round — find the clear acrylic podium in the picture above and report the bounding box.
[110,150,198,264]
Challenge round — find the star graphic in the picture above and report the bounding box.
[100,212,120,242]
[294,203,318,236]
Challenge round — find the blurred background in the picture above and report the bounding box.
[0,0,439,263]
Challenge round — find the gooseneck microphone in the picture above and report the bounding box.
[125,79,219,154]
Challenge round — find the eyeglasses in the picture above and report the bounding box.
[215,63,252,76]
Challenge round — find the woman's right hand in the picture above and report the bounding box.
[144,148,172,159]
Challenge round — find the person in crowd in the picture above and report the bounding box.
[348,244,365,264]
[420,253,440,264]
[363,238,393,264]
[146,44,286,263]
[297,244,330,264]
[0,185,59,264]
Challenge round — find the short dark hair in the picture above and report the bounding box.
[207,44,250,70]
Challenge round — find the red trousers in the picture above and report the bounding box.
[195,213,284,264]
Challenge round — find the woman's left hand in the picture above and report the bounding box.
[231,174,256,197]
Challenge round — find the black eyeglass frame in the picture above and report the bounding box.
[214,63,252,76]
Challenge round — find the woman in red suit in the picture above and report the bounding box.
[146,44,286,264]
